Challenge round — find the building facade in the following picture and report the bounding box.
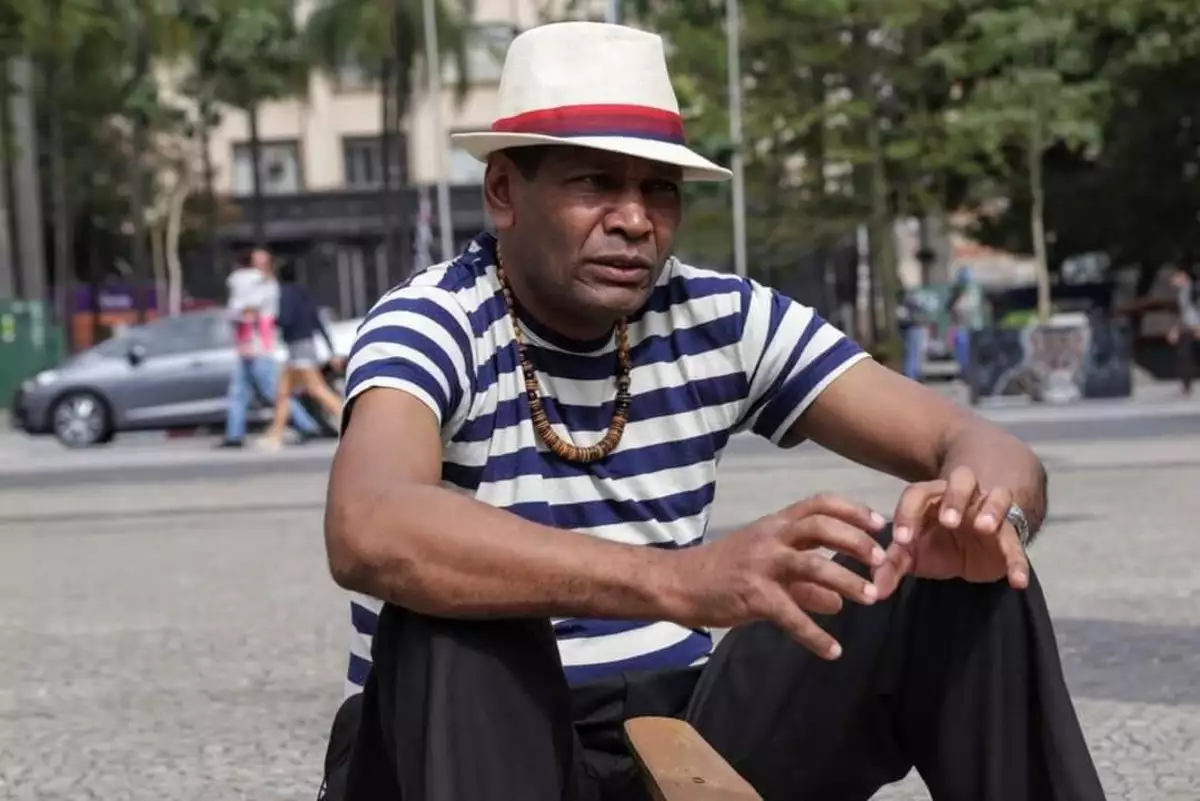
[205,0,608,318]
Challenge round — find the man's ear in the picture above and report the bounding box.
[483,157,516,230]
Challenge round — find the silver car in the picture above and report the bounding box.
[11,308,360,448]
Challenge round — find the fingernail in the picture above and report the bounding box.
[941,509,960,527]
[871,546,887,566]
[863,583,878,602]
[894,525,912,544]
[828,642,843,659]
[977,514,997,530]
[1013,571,1028,587]
[870,511,886,528]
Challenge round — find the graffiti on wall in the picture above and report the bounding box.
[969,318,1133,403]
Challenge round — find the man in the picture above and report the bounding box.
[218,247,322,448]
[321,22,1104,801]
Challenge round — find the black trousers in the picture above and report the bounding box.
[321,531,1104,801]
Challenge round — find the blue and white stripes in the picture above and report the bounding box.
[341,232,867,694]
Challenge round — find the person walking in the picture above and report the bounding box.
[258,261,346,450]
[1167,266,1200,396]
[218,248,322,448]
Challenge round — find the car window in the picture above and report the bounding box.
[135,314,228,357]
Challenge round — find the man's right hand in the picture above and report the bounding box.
[666,494,888,660]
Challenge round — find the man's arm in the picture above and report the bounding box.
[792,358,1047,535]
[325,389,680,619]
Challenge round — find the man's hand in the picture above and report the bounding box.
[872,465,1030,600]
[669,494,889,661]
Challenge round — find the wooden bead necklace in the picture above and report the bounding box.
[496,253,632,463]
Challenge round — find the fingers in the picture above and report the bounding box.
[760,583,844,660]
[892,480,943,545]
[779,549,879,607]
[784,513,888,569]
[781,493,888,537]
[938,465,980,528]
[787,582,844,615]
[971,486,1013,535]
[998,525,1030,589]
[871,541,913,600]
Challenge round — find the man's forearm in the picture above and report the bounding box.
[937,420,1048,535]
[325,482,680,620]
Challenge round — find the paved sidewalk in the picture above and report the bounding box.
[1,427,1197,800]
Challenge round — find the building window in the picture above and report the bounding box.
[447,141,486,185]
[231,140,304,195]
[343,136,407,188]
[443,24,516,86]
[332,58,375,92]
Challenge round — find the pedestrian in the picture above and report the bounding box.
[318,21,1103,801]
[258,261,346,450]
[217,247,322,448]
[1165,266,1199,396]
[896,287,928,381]
[946,266,979,380]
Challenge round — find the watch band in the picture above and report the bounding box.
[1005,504,1032,547]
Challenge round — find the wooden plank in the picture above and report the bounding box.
[624,717,762,801]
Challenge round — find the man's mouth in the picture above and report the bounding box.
[589,257,653,286]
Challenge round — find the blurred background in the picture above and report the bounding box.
[0,2,1198,800]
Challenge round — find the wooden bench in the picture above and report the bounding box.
[625,717,762,800]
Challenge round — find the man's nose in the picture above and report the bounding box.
[605,189,653,239]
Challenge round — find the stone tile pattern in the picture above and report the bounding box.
[0,432,1197,800]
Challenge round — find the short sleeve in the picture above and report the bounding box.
[343,285,476,432]
[736,279,870,444]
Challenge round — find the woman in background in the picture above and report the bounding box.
[259,261,346,449]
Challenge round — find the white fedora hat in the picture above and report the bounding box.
[451,21,732,182]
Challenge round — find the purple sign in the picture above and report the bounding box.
[71,285,158,313]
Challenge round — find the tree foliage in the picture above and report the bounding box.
[621,0,1200,320]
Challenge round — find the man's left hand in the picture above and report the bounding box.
[872,466,1030,599]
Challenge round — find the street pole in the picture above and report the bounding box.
[9,54,45,301]
[726,0,747,278]
[605,0,621,24]
[422,0,455,262]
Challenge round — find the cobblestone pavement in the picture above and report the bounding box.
[1,428,1198,800]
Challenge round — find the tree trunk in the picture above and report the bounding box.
[1029,117,1051,323]
[247,103,266,246]
[867,94,897,346]
[166,160,193,316]
[200,103,220,275]
[150,217,166,316]
[129,118,150,321]
[47,0,72,323]
[128,10,151,322]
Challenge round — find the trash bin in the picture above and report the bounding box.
[0,300,67,410]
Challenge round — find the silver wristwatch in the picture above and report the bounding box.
[1006,504,1032,547]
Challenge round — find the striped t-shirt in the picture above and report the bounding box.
[341,232,868,697]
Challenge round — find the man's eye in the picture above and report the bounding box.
[647,181,681,196]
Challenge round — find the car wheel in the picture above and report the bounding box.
[51,391,113,448]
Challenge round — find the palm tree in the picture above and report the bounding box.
[305,0,474,263]
[183,0,309,246]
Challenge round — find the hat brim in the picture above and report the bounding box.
[450,131,732,182]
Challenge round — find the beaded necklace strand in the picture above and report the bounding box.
[496,252,632,463]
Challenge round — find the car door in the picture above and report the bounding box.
[116,313,237,428]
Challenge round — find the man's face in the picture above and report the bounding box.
[486,146,684,323]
